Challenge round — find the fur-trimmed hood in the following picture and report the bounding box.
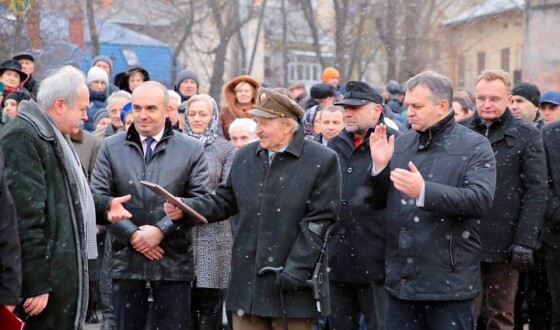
[223,75,261,119]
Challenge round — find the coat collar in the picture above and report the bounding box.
[125,117,174,147]
[256,126,305,158]
[417,111,455,150]
[17,100,56,141]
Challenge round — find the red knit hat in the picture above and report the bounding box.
[322,67,340,82]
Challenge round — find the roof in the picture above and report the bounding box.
[91,22,169,48]
[443,0,525,27]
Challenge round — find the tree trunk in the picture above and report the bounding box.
[85,0,99,56]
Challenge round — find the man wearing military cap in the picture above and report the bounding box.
[165,87,342,330]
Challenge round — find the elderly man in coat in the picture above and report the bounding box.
[367,71,497,329]
[166,87,341,330]
[0,65,95,329]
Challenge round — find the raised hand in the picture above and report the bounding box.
[369,124,395,171]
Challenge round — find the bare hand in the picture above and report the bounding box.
[142,245,164,260]
[23,293,49,316]
[164,202,184,221]
[3,304,15,312]
[108,195,132,222]
[369,124,395,170]
[131,225,164,254]
[390,161,424,199]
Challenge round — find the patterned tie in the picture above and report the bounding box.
[269,151,275,165]
[145,137,155,161]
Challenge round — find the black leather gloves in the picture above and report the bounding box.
[510,244,534,272]
[274,272,303,291]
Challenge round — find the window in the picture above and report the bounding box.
[458,55,465,88]
[501,48,510,72]
[121,48,140,67]
[477,52,485,73]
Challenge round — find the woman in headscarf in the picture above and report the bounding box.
[185,94,236,330]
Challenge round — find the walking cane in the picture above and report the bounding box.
[258,266,288,330]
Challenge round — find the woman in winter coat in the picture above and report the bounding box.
[219,75,260,140]
[185,93,236,329]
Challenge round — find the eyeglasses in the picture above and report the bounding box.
[476,96,503,104]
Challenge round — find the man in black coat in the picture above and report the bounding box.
[12,52,39,98]
[327,81,399,330]
[368,71,496,329]
[0,149,20,314]
[460,69,547,330]
[540,121,560,328]
[166,87,341,330]
[91,81,210,330]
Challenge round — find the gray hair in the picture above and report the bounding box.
[37,65,86,110]
[228,118,257,138]
[107,90,131,105]
[168,90,181,104]
[282,118,299,134]
[405,70,453,106]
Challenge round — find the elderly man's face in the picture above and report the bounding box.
[167,97,180,126]
[343,102,380,136]
[108,96,128,128]
[18,59,34,75]
[179,79,197,97]
[230,127,255,148]
[254,116,293,152]
[132,84,167,137]
[58,84,89,135]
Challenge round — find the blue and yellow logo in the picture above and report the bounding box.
[10,0,33,16]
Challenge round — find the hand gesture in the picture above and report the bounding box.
[369,124,395,170]
[23,293,49,316]
[131,225,164,254]
[164,201,184,221]
[390,161,425,199]
[142,245,164,260]
[108,195,132,223]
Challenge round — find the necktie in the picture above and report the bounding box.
[145,137,155,161]
[269,151,275,165]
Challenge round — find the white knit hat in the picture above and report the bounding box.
[86,66,109,85]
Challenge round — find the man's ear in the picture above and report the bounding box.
[438,99,450,116]
[54,98,65,115]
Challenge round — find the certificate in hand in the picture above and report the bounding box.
[140,180,208,224]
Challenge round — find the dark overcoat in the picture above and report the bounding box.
[460,109,547,262]
[327,124,399,284]
[367,114,496,300]
[186,128,341,318]
[0,101,89,329]
[541,121,560,248]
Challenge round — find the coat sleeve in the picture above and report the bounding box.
[90,140,139,243]
[0,132,52,298]
[514,129,548,248]
[363,163,391,210]
[156,142,210,236]
[544,131,560,228]
[422,138,496,219]
[0,150,21,305]
[283,152,341,283]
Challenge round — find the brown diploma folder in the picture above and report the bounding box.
[0,305,25,330]
[140,180,208,224]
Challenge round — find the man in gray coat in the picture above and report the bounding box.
[166,87,341,330]
[91,81,209,330]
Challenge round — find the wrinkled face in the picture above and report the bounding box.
[405,85,448,132]
[510,95,538,123]
[167,97,180,126]
[128,72,145,92]
[132,86,167,137]
[254,116,293,152]
[0,70,21,88]
[3,99,18,118]
[187,100,213,134]
[230,127,255,148]
[236,84,254,105]
[343,102,379,136]
[475,79,511,123]
[453,102,471,121]
[95,61,111,76]
[541,103,560,125]
[89,80,107,93]
[58,84,89,135]
[108,96,129,128]
[179,79,197,97]
[320,110,345,142]
[18,59,34,75]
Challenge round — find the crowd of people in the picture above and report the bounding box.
[0,51,560,330]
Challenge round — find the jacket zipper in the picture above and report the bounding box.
[449,232,456,272]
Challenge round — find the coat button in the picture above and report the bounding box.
[341,200,348,206]
[401,227,406,233]
[347,167,353,173]
[401,279,406,285]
